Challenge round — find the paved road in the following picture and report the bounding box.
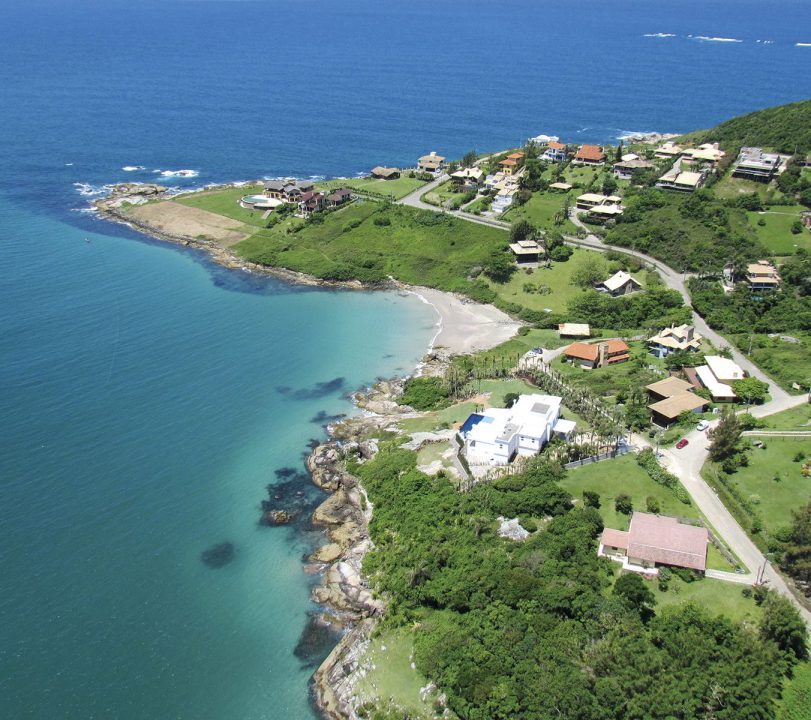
[398,183,811,622]
[399,173,449,210]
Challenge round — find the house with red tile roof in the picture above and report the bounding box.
[541,141,569,163]
[599,512,709,575]
[573,144,606,165]
[563,340,630,369]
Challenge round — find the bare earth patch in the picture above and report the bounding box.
[128,201,251,246]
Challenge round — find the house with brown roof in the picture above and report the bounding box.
[645,376,707,427]
[509,239,542,264]
[298,190,325,215]
[573,144,606,166]
[599,512,709,575]
[417,152,446,174]
[612,158,655,181]
[563,340,630,369]
[326,188,352,207]
[450,167,485,190]
[371,166,401,180]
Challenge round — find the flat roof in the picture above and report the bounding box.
[695,364,736,398]
[705,355,745,382]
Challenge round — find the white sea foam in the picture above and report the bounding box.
[73,182,114,197]
[643,33,676,38]
[157,169,199,178]
[65,162,74,166]
[797,42,811,47]
[692,35,743,43]
[755,40,775,44]
[121,165,145,172]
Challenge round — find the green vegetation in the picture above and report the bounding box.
[652,574,761,624]
[762,404,811,431]
[236,201,507,287]
[318,174,427,200]
[779,662,811,720]
[422,180,472,210]
[691,98,811,155]
[732,334,811,393]
[503,190,576,232]
[560,454,695,532]
[174,184,268,227]
[354,628,443,720]
[400,377,450,411]
[780,501,811,599]
[556,341,667,400]
[605,188,763,272]
[354,447,796,720]
[704,437,811,547]
[747,207,811,254]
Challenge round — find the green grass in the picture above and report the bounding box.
[235,201,507,287]
[708,437,811,537]
[653,575,761,624]
[562,164,605,187]
[779,661,811,720]
[484,248,640,315]
[734,334,811,394]
[762,404,811,431]
[561,454,698,531]
[713,172,790,204]
[747,206,811,253]
[317,175,427,200]
[353,628,444,720]
[421,180,468,208]
[398,401,478,434]
[502,190,576,232]
[476,378,538,406]
[174,184,268,227]
[555,341,666,400]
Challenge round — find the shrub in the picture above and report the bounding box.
[399,377,450,411]
[583,490,601,509]
[645,496,661,514]
[373,216,391,226]
[615,494,633,515]
[549,245,573,262]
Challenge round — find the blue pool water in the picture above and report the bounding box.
[0,0,809,718]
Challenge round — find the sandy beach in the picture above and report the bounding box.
[410,286,522,355]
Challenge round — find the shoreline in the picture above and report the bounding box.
[93,183,520,720]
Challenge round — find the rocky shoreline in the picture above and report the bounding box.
[93,183,391,292]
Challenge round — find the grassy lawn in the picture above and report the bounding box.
[561,454,697,530]
[174,184,268,227]
[562,164,605,188]
[235,201,507,288]
[318,175,427,200]
[502,190,576,232]
[484,248,640,315]
[398,401,477,434]
[555,341,667,400]
[421,180,468,208]
[778,661,811,720]
[713,173,788,203]
[653,576,761,624]
[353,627,445,720]
[747,205,811,253]
[762,404,811,431]
[708,437,811,537]
[733,333,811,394]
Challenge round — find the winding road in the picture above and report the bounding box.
[397,182,811,623]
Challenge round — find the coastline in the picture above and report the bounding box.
[93,183,520,720]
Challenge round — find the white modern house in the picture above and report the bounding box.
[459,394,575,466]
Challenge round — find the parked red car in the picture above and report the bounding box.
[675,438,689,449]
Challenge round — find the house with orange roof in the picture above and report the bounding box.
[498,152,525,176]
[572,144,606,166]
[541,141,568,163]
[563,340,630,369]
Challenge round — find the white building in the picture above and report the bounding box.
[460,394,574,466]
[694,355,746,401]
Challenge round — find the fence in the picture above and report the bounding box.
[563,446,633,469]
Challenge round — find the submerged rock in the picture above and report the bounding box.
[200,541,235,569]
[262,509,292,525]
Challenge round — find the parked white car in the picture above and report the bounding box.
[696,420,710,431]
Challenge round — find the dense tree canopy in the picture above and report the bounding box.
[355,447,794,720]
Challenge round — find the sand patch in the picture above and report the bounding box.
[127,201,251,246]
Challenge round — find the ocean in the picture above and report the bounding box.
[0,0,809,718]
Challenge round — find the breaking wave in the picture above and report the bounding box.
[73,182,114,197]
[155,169,199,178]
[689,35,743,43]
[121,165,145,172]
[797,42,811,47]
[643,33,676,38]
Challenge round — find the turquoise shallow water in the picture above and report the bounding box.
[0,0,809,716]
[0,198,435,719]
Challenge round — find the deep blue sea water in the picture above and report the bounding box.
[0,1,809,718]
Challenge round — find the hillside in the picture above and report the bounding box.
[689,98,811,154]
